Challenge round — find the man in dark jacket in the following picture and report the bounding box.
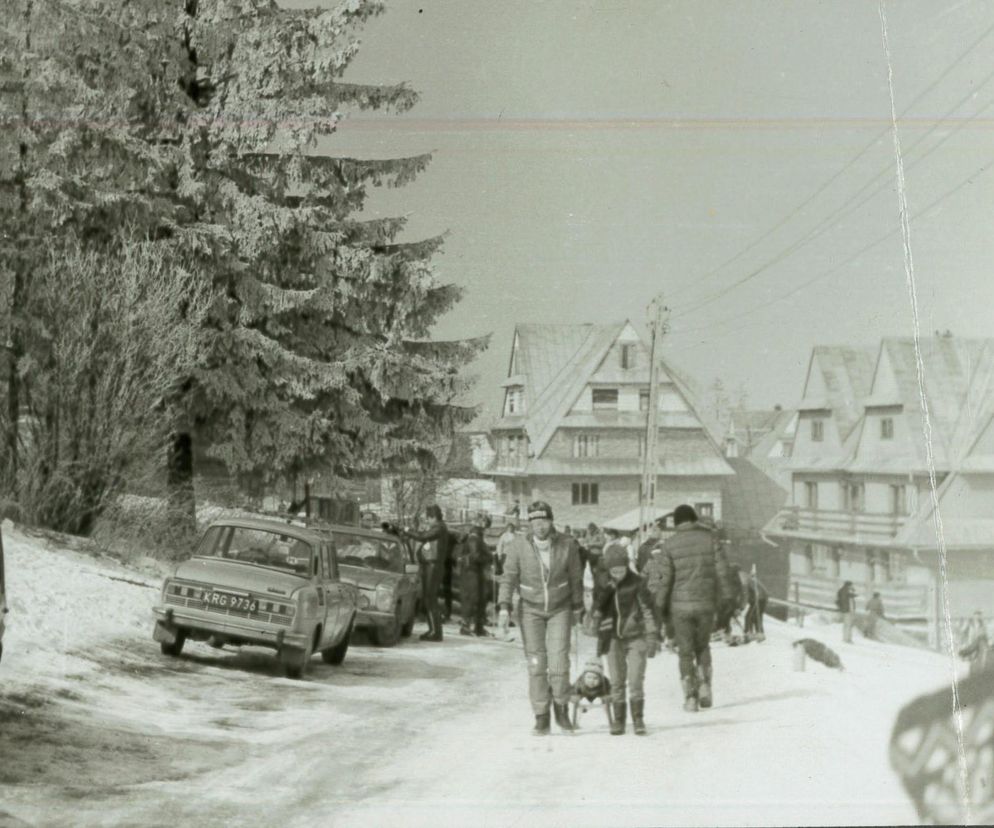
[402,505,452,642]
[459,513,492,637]
[646,504,731,712]
[837,580,857,644]
[743,569,768,641]
[716,562,744,640]
[497,501,584,735]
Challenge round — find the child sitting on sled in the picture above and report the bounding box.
[568,659,614,728]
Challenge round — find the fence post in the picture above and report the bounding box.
[793,580,803,627]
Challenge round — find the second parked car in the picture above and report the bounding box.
[332,526,419,646]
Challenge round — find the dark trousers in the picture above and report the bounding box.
[421,560,443,639]
[442,560,454,618]
[744,598,767,635]
[715,604,736,635]
[461,567,487,632]
[672,610,715,679]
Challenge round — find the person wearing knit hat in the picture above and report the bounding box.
[645,504,732,713]
[591,547,659,735]
[497,499,585,736]
[400,505,453,642]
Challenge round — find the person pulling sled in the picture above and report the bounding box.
[592,545,660,735]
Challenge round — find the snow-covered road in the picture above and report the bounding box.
[0,524,957,827]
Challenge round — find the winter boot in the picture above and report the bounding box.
[697,665,713,709]
[610,703,627,735]
[553,702,575,733]
[533,711,551,736]
[681,677,699,713]
[631,700,646,735]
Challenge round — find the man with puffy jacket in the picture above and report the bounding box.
[498,500,584,735]
[646,504,731,712]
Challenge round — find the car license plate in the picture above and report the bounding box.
[201,590,258,613]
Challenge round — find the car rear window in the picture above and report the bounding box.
[334,533,405,573]
[203,526,313,576]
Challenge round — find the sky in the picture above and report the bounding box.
[313,0,994,418]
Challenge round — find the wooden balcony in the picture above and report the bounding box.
[770,506,907,542]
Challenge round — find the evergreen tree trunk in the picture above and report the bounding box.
[3,0,31,498]
[167,431,196,539]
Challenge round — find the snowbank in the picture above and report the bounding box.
[1,520,163,686]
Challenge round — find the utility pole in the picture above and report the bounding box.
[637,295,670,551]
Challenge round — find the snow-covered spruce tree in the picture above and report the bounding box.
[1,0,486,528]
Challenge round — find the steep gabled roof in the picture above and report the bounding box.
[721,457,789,535]
[802,345,876,440]
[869,337,994,470]
[525,322,626,457]
[495,322,730,472]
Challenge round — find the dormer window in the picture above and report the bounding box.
[811,419,824,442]
[620,344,635,369]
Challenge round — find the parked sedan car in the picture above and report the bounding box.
[0,524,6,664]
[152,517,358,679]
[332,526,419,646]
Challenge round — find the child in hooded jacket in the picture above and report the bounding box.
[592,546,660,735]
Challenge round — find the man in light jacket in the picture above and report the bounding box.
[498,500,584,735]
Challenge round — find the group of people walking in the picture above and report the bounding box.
[495,499,739,736]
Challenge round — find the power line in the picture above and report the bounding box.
[665,153,992,346]
[668,71,994,323]
[665,16,994,305]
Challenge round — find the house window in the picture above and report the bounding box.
[573,434,599,458]
[695,503,714,519]
[841,481,864,512]
[571,482,599,505]
[639,389,650,412]
[804,481,819,509]
[888,550,906,583]
[506,386,523,415]
[811,544,829,575]
[848,483,865,513]
[592,389,619,410]
[881,418,894,439]
[620,344,635,369]
[811,419,824,442]
[890,484,908,516]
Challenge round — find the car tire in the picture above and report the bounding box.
[160,630,187,658]
[281,637,314,680]
[401,603,415,638]
[322,615,354,666]
[372,606,401,648]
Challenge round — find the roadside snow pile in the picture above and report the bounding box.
[2,520,162,684]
